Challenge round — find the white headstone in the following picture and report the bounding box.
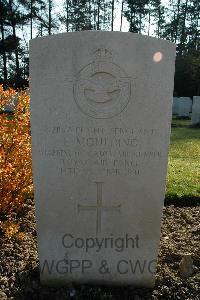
[30,31,175,288]
[172,97,179,114]
[177,97,192,117]
[191,96,200,125]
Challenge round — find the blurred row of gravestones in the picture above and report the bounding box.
[2,91,200,126]
[172,96,200,125]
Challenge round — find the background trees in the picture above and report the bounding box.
[0,0,199,95]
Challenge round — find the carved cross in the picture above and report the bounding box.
[77,182,121,235]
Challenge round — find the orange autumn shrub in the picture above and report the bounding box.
[0,85,33,214]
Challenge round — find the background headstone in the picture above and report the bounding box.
[172,97,179,114]
[30,31,175,287]
[177,97,192,117]
[3,94,19,113]
[191,96,200,125]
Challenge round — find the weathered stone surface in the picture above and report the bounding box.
[30,31,175,287]
[191,96,200,125]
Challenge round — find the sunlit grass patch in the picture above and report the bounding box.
[166,124,200,201]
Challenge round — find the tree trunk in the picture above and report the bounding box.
[40,24,43,36]
[194,12,199,50]
[111,0,114,31]
[0,20,7,81]
[130,7,133,31]
[174,0,181,43]
[103,0,106,27]
[180,0,188,55]
[97,0,100,30]
[157,5,161,37]
[48,0,52,35]
[8,0,20,79]
[88,0,92,29]
[120,0,124,31]
[148,9,151,36]
[30,0,33,39]
[66,0,69,32]
[12,25,20,78]
[93,1,96,30]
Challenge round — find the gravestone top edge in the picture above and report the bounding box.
[29,30,176,48]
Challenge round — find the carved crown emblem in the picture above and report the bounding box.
[93,48,112,62]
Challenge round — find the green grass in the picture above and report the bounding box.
[166,120,200,202]
[171,116,191,127]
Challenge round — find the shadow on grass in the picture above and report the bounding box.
[164,194,200,207]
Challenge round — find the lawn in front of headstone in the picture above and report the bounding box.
[171,116,191,127]
[166,120,200,203]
